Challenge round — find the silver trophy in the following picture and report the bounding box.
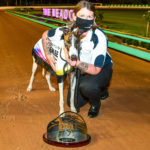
[43,111,91,147]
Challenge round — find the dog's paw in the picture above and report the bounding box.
[27,86,32,92]
[59,109,64,116]
[49,87,56,92]
[71,107,77,113]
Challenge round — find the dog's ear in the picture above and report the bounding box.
[59,27,71,35]
[77,29,85,37]
[72,29,84,39]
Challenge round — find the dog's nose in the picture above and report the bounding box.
[71,54,77,60]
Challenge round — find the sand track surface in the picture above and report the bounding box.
[0,11,150,150]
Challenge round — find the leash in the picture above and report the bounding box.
[60,47,71,75]
[74,41,81,110]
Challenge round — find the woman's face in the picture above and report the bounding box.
[73,7,95,21]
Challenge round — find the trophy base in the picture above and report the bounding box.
[43,132,91,148]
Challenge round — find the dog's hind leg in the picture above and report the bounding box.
[58,82,64,115]
[27,57,38,92]
[45,72,56,91]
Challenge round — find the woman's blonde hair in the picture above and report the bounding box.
[74,0,96,16]
[67,0,98,30]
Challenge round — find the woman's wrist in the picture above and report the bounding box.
[76,61,89,73]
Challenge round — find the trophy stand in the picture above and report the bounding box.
[43,111,91,148]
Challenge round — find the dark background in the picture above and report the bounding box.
[0,0,150,6]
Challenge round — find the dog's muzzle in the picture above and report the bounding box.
[71,54,77,61]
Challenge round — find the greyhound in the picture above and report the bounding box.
[27,27,79,115]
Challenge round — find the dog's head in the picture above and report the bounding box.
[60,27,79,61]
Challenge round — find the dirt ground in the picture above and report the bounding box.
[0,10,150,150]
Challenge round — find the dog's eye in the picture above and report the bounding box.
[64,29,69,35]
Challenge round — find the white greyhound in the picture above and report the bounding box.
[27,27,79,115]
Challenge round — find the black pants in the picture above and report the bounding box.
[67,64,113,108]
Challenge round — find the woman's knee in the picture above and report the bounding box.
[79,81,99,97]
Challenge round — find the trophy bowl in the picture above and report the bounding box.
[43,111,91,147]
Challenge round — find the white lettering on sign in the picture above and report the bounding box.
[43,8,73,21]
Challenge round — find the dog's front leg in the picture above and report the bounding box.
[70,72,77,113]
[58,82,64,115]
[45,72,56,91]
